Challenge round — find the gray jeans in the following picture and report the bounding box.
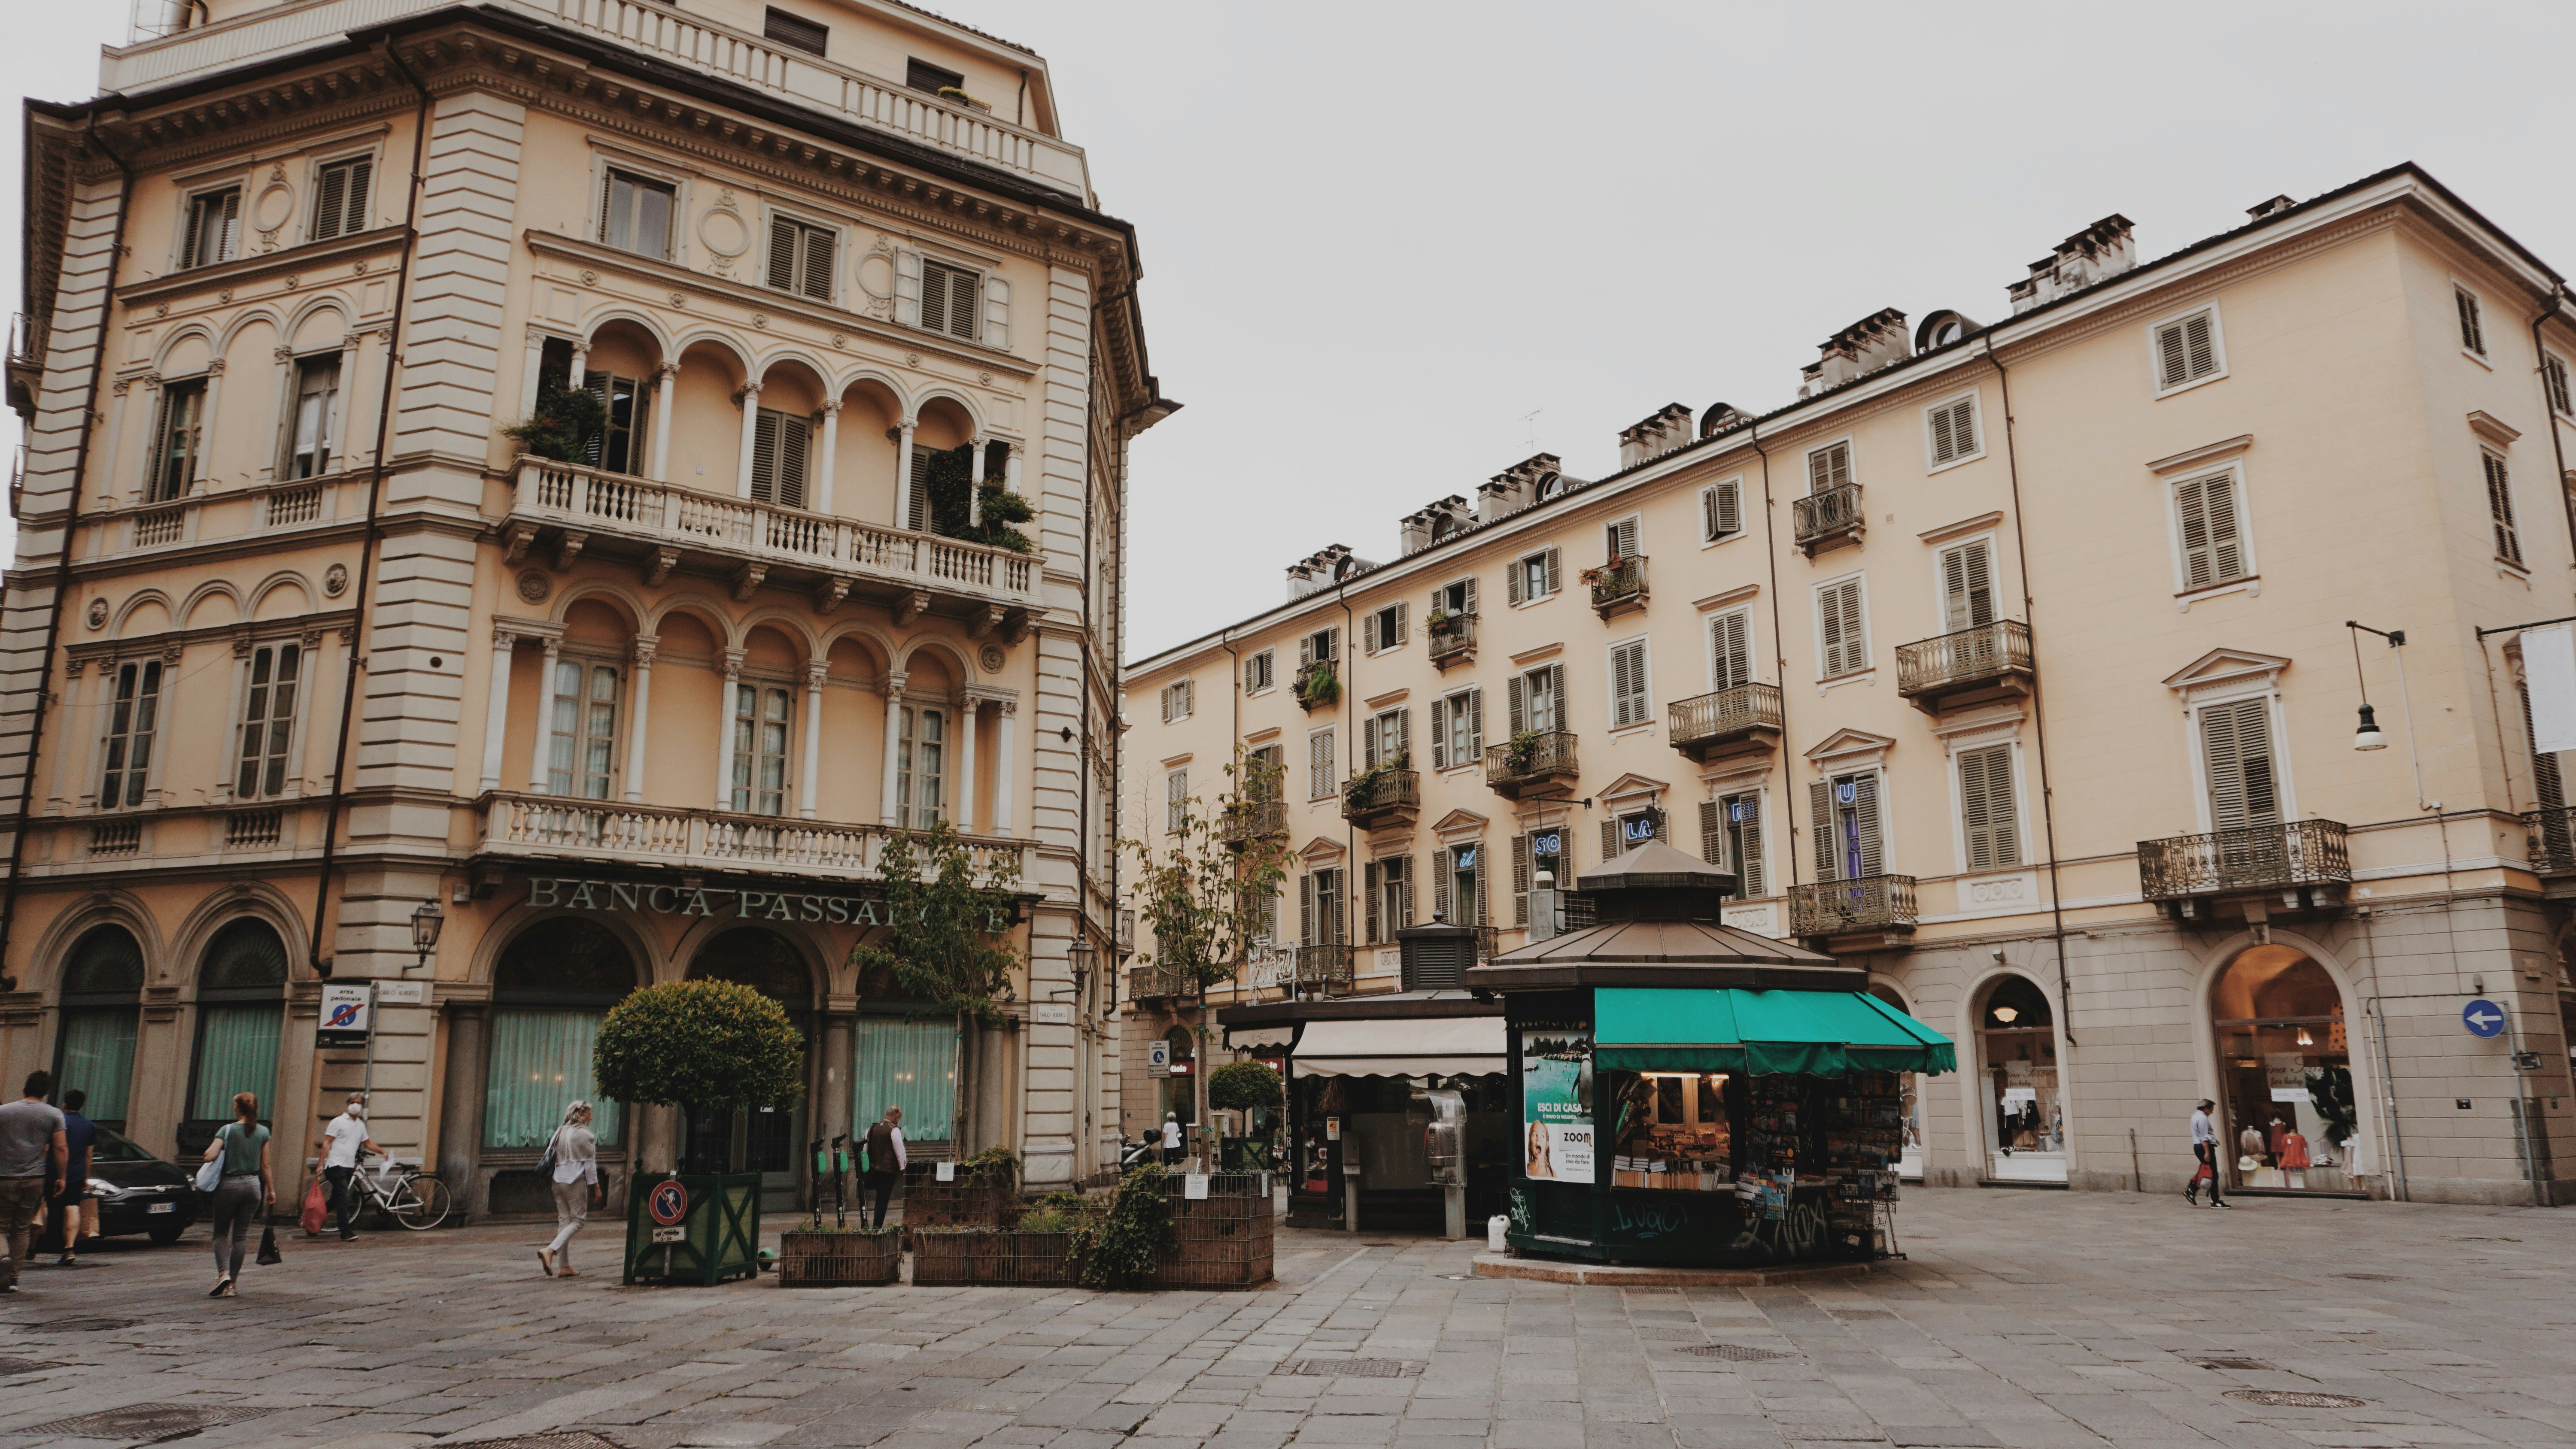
[546,1179,589,1267]
[210,1176,262,1278]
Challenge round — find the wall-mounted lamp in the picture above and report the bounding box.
[410,897,446,973]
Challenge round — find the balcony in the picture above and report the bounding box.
[1668,684,1785,765]
[1788,875,1919,948]
[1219,795,1287,850]
[508,459,1035,625]
[6,311,42,423]
[1428,612,1478,670]
[100,0,1090,196]
[1293,944,1356,997]
[1587,556,1648,620]
[1484,730,1579,801]
[1896,619,2034,714]
[2137,819,2351,920]
[1126,963,1188,1004]
[473,791,1027,885]
[1293,658,1341,712]
[2525,807,2576,893]
[1341,768,1420,831]
[1792,483,1865,554]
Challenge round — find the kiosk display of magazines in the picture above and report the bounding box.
[1469,842,1955,1267]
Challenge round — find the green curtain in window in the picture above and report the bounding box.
[58,1008,139,1124]
[189,1003,281,1121]
[483,1009,623,1149]
[853,1015,957,1144]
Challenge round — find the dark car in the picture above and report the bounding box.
[46,1127,200,1246]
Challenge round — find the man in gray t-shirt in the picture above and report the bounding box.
[0,1070,69,1293]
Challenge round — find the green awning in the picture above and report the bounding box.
[1593,988,1957,1076]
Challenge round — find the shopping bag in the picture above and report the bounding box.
[256,1217,283,1266]
[300,1174,328,1235]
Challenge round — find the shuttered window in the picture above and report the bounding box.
[1705,794,1765,897]
[1364,857,1411,943]
[1166,770,1188,834]
[235,643,303,800]
[309,156,372,241]
[1300,628,1338,665]
[2455,286,2486,355]
[1605,515,1640,561]
[599,169,674,257]
[2547,355,2573,418]
[1816,578,1868,678]
[1308,729,1335,799]
[182,188,241,269]
[1709,609,1752,691]
[762,5,828,54]
[1159,679,1193,722]
[1300,869,1346,946]
[2173,470,2248,591]
[99,660,162,809]
[1508,548,1559,603]
[1363,708,1410,768]
[919,258,981,341]
[766,217,835,301]
[2154,309,2221,391]
[148,378,207,502]
[749,407,810,509]
[1939,540,1997,633]
[1429,688,1480,770]
[1806,441,1853,494]
[1927,394,1978,465]
[2483,449,2523,565]
[2199,697,2280,834]
[1956,744,2020,873]
[1364,603,1409,652]
[281,357,341,479]
[1609,639,1650,729]
[1507,664,1565,734]
[1245,651,1273,692]
[1808,773,1883,882]
[1701,480,1741,541]
[580,369,650,476]
[1436,843,1486,926]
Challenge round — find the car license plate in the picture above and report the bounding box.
[650,1226,683,1243]
[148,1202,176,1214]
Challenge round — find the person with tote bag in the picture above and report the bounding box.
[535,1100,600,1278]
[197,1092,274,1297]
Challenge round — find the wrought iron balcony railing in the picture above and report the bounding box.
[1667,683,1785,762]
[1788,875,1919,939]
[2136,819,2351,900]
[1484,730,1579,797]
[1341,768,1420,828]
[1588,556,1648,617]
[1220,794,1287,848]
[1125,963,1188,1003]
[1792,482,1865,550]
[1895,619,2034,707]
[1428,612,1478,665]
[2525,806,2576,877]
[1293,658,1340,712]
[1294,944,1355,996]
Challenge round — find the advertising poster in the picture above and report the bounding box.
[1522,1028,1594,1182]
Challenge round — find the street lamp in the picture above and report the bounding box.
[410,897,445,973]
[1068,937,1101,1018]
[2345,622,2404,752]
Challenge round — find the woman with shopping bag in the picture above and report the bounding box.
[197,1092,273,1297]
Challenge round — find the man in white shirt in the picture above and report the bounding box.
[2185,1099,2228,1209]
[1162,1112,1183,1167]
[314,1094,380,1241]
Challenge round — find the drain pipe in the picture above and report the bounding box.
[0,117,137,989]
[1981,334,2076,1046]
[1744,421,1798,894]
[308,43,432,977]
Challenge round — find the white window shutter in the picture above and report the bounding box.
[1462,576,1478,615]
[1434,852,1451,922]
[2200,698,2279,832]
[1395,603,1409,645]
[2485,452,2522,564]
[1544,548,1561,595]
[1958,743,2020,873]
[1511,834,1530,925]
[893,249,922,328]
[1507,562,1525,606]
[1853,775,1883,878]
[982,273,1011,351]
[1299,874,1315,946]
[1941,542,1996,632]
[1507,674,1525,734]
[1810,779,1837,880]
[1397,707,1411,761]
[1711,610,1750,691]
[767,218,798,290]
[1467,687,1483,755]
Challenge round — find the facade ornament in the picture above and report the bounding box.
[904,352,920,367]
[653,361,679,380]
[996,697,1017,716]
[579,269,598,286]
[323,562,349,597]
[978,643,1005,673]
[731,561,768,601]
[140,373,162,391]
[751,313,768,330]
[554,530,588,571]
[643,545,680,587]
[161,642,184,665]
[514,569,551,603]
[85,600,108,631]
[375,327,391,343]
[154,303,168,318]
[492,625,520,651]
[205,358,226,376]
[813,576,850,614]
[282,275,300,290]
[719,648,745,683]
[232,631,254,658]
[218,288,234,304]
[978,371,993,387]
[300,627,323,650]
[342,331,363,352]
[501,521,539,564]
[817,399,840,417]
[64,655,86,677]
[805,659,830,689]
[273,345,295,362]
[630,635,658,666]
[525,324,548,344]
[353,258,370,274]
[830,333,846,349]
[110,379,130,396]
[670,291,686,308]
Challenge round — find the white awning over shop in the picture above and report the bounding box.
[1292,1016,1507,1079]
[1226,1025,1295,1051]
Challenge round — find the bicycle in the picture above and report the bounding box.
[337,1153,454,1231]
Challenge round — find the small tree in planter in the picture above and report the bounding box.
[1207,1060,1283,1170]
[848,820,1022,1153]
[500,375,608,463]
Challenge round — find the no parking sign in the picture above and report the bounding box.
[648,1179,689,1243]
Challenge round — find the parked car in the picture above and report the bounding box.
[45,1127,200,1247]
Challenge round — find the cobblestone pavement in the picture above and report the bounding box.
[3,1186,2573,1449]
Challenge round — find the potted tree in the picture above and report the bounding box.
[592,979,803,1285]
[1207,1060,1283,1171]
[849,820,1023,1161]
[499,374,607,462]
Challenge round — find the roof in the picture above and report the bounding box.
[1575,840,1738,894]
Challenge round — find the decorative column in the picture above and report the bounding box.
[649,362,677,482]
[735,382,764,498]
[894,416,916,527]
[479,628,517,793]
[194,358,227,492]
[814,401,840,514]
[799,659,826,819]
[262,345,296,482]
[878,672,907,827]
[333,330,363,472]
[818,1009,855,1164]
[568,338,591,387]
[1002,445,1021,495]
[714,649,744,811]
[518,325,548,418]
[527,637,560,793]
[967,435,987,527]
[993,699,1016,834]
[623,636,656,803]
[956,697,979,833]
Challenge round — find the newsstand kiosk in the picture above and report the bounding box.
[1465,841,1956,1267]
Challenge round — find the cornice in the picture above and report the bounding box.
[63,606,358,663]
[119,225,409,308]
[2145,437,2254,477]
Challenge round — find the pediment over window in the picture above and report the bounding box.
[1803,728,1898,771]
[2162,647,2290,697]
[1596,772,1670,804]
[1298,836,1347,865]
[1431,808,1489,838]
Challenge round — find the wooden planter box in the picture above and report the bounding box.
[911,1228,1085,1286]
[901,1167,1018,1230]
[1146,1172,1274,1289]
[776,1229,901,1287]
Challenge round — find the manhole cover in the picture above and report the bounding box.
[0,1358,61,1376]
[1273,1358,1423,1378]
[1636,1325,1706,1340]
[439,1434,626,1449]
[27,1317,138,1333]
[1682,1343,1797,1361]
[2336,1273,2401,1282]
[23,1404,271,1439]
[2193,1357,2276,1371]
[2224,1390,2367,1409]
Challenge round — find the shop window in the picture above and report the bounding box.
[2210,945,2356,1193]
[1975,975,2060,1181]
[182,919,289,1156]
[853,1014,956,1147]
[53,925,145,1134]
[484,917,636,1149]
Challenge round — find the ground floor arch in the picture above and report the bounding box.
[683,925,820,1210]
[2208,942,2363,1194]
[1972,973,2063,1184]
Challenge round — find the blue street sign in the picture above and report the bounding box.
[2461,999,2507,1039]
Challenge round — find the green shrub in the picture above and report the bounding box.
[592,979,805,1119]
[1069,1164,1175,1288]
[1016,1192,1099,1233]
[1207,1060,1283,1114]
[500,375,608,463]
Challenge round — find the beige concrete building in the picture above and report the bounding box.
[2,0,1165,1217]
[1124,166,2576,1206]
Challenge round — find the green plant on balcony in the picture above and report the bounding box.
[1426,609,1455,635]
[1295,663,1338,708]
[1504,730,1543,775]
[500,375,608,463]
[1577,553,1628,588]
[924,444,1035,552]
[1343,752,1407,811]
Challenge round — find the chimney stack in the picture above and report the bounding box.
[1618,403,1695,469]
[2006,214,2136,315]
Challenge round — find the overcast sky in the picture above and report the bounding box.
[13,3,2576,664]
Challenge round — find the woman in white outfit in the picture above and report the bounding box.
[537,1100,600,1277]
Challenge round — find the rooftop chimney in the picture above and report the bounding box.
[2246,194,2296,221]
[1618,403,1694,469]
[1476,452,1566,523]
[1398,495,1476,555]
[1799,308,1908,397]
[2006,214,2136,315]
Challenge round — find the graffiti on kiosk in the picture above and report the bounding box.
[527,876,1009,931]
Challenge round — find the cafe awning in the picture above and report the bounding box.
[1595,988,1957,1076]
[1293,1015,1507,1079]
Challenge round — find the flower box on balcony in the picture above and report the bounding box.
[1341,766,1420,830]
[1584,556,1648,619]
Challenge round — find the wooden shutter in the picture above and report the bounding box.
[802,225,834,301]
[1463,576,1479,615]
[2157,311,2219,388]
[1299,874,1315,946]
[1512,834,1531,925]
[1473,853,1488,925]
[1547,664,1567,732]
[768,218,799,290]
[2484,451,2522,564]
[1940,540,1997,632]
[1852,775,1883,878]
[1433,850,1451,922]
[1396,707,1411,763]
[1402,858,1417,928]
[1467,687,1483,757]
[1930,397,1976,464]
[1600,817,1619,863]
[2201,698,2280,832]
[1699,800,1723,865]
[1611,640,1648,728]
[1732,795,1767,897]
[893,249,922,327]
[1819,579,1866,676]
[1710,611,1751,691]
[336,158,371,236]
[314,162,350,241]
[905,446,931,531]
[1507,673,1525,733]
[598,173,617,245]
[2457,288,2484,354]
[920,260,951,335]
[1428,697,1448,770]
[1360,612,1376,653]
[1364,861,1382,944]
[1394,603,1409,645]
[982,274,1011,350]
[1958,744,2020,873]
[1608,516,1639,561]
[1807,442,1850,493]
[777,411,808,509]
[1362,714,1381,769]
[1544,548,1561,595]
[1703,480,1740,540]
[2175,472,2246,589]
[1810,779,1837,880]
[750,409,782,503]
[1507,559,1524,606]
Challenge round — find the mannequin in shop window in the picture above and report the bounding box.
[2237,1122,2266,1163]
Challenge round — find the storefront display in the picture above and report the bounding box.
[2210,946,2364,1193]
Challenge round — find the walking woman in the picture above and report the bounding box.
[199,1092,273,1297]
[537,1100,600,1278]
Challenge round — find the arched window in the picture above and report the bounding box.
[1974,975,2061,1182]
[686,928,815,1182]
[56,925,145,1131]
[187,919,288,1140]
[2210,946,2354,1193]
[485,919,638,1149]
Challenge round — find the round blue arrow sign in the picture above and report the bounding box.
[2461,999,2507,1039]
